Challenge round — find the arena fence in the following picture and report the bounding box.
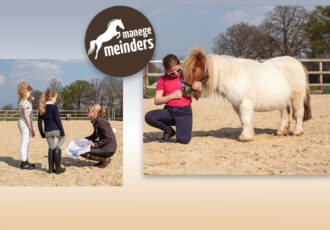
[0,109,122,121]
[143,59,330,94]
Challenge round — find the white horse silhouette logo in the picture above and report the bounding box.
[88,19,125,59]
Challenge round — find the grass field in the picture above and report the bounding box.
[145,88,156,98]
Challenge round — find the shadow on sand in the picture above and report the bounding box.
[0,156,47,173]
[143,127,277,143]
[61,156,96,168]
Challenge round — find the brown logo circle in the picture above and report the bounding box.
[85,6,156,77]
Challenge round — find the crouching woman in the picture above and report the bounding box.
[81,104,117,168]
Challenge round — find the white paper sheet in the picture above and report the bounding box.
[66,138,92,157]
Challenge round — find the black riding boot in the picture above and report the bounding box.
[48,149,54,173]
[159,127,176,143]
[20,161,36,170]
[53,148,65,174]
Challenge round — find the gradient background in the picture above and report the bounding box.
[1,0,329,229]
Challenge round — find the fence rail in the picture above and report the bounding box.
[0,109,120,121]
[143,58,330,92]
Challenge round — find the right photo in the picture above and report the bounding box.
[143,5,330,175]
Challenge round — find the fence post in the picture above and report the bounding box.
[143,66,147,98]
[319,61,323,91]
[5,110,8,121]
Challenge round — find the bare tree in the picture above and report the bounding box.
[31,90,43,110]
[256,22,281,58]
[1,104,15,110]
[102,77,123,117]
[48,78,63,109]
[262,6,308,57]
[212,22,261,58]
[90,78,106,105]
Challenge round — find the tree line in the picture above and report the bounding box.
[2,77,123,117]
[212,6,329,59]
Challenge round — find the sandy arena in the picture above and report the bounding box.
[0,120,122,186]
[143,95,330,175]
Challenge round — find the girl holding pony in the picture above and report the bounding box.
[145,54,202,144]
[38,89,65,174]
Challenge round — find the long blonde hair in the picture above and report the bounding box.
[17,82,32,100]
[88,104,106,117]
[39,89,57,115]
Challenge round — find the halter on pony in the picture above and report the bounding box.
[182,66,209,91]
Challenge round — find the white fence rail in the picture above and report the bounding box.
[143,59,330,92]
[0,109,120,121]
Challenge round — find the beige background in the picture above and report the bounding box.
[0,74,329,229]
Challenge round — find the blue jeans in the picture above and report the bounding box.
[145,105,192,144]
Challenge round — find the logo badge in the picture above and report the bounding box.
[85,6,156,77]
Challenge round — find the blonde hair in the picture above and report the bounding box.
[17,82,33,100]
[88,104,106,117]
[39,89,57,115]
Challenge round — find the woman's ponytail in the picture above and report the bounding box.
[99,106,106,117]
[39,93,46,115]
[89,104,106,117]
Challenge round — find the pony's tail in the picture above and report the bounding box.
[302,64,312,121]
[39,93,46,115]
[88,40,96,55]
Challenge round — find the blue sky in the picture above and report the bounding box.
[0,60,109,107]
[0,0,327,106]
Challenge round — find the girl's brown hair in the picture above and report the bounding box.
[39,89,57,115]
[17,82,33,100]
[88,104,106,117]
[162,54,180,71]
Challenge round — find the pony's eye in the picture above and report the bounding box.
[192,68,196,72]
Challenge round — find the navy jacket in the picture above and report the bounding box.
[38,104,65,138]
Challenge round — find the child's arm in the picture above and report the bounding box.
[23,108,35,137]
[37,113,45,138]
[53,106,65,137]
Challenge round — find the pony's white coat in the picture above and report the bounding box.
[202,54,309,141]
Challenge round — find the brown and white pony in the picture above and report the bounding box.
[182,48,312,141]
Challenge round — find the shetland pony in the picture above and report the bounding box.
[182,48,312,141]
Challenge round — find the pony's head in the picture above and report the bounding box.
[182,48,207,96]
[117,19,125,30]
[109,19,125,30]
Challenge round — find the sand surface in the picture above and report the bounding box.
[0,120,122,186]
[143,95,330,175]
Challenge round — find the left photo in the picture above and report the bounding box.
[0,59,123,186]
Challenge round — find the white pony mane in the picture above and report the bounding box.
[203,54,261,106]
[205,55,260,92]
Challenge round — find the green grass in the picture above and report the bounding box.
[310,86,330,91]
[145,88,156,97]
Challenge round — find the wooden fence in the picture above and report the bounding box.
[0,109,120,121]
[143,59,330,93]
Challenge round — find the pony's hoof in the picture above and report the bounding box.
[239,135,253,142]
[293,130,304,136]
[277,130,289,136]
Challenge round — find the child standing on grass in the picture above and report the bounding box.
[38,89,65,174]
[17,82,36,170]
